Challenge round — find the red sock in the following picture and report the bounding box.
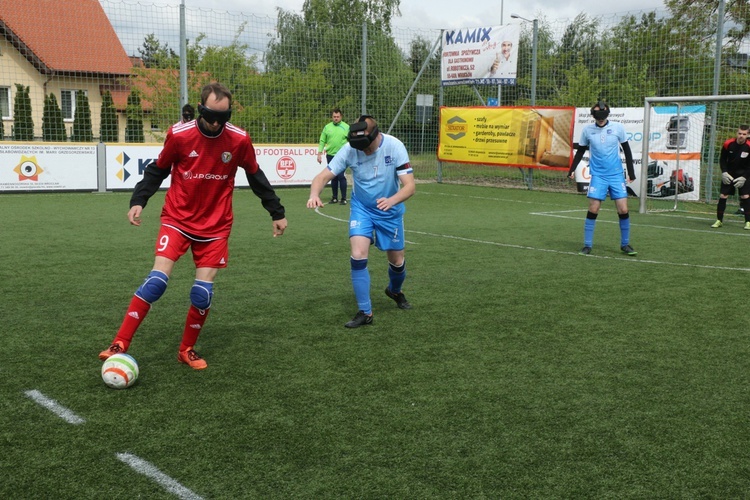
[113,295,151,350]
[179,305,210,352]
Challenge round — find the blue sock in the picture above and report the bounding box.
[387,261,406,293]
[619,213,630,246]
[350,258,371,315]
[584,218,596,247]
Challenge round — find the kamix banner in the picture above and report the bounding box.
[441,25,520,86]
[437,106,575,170]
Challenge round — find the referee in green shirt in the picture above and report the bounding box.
[317,108,350,204]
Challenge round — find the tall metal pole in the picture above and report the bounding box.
[361,22,367,116]
[497,0,504,105]
[705,0,726,202]
[179,0,187,108]
[531,19,538,106]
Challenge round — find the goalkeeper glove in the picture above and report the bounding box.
[734,176,746,188]
[722,172,734,184]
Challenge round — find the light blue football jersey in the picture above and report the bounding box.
[578,121,627,178]
[327,134,412,215]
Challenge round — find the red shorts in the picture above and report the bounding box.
[155,225,229,268]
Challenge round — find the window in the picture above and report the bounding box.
[61,89,86,121]
[0,87,10,120]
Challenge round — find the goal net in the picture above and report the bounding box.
[640,95,750,214]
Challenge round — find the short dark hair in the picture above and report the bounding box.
[201,83,232,106]
[181,104,195,119]
[331,107,342,115]
[740,124,749,131]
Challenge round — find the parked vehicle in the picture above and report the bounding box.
[645,160,694,197]
[667,115,689,150]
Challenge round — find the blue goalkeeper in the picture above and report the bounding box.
[568,100,637,256]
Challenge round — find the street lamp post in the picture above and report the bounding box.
[510,14,538,106]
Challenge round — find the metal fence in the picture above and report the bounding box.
[3,0,750,194]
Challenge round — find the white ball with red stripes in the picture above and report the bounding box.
[101,353,139,389]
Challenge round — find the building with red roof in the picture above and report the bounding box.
[0,0,139,141]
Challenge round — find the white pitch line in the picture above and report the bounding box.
[311,203,750,272]
[312,207,417,244]
[417,189,572,207]
[24,389,86,425]
[531,209,750,236]
[116,453,204,500]
[407,229,750,272]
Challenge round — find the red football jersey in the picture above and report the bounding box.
[155,121,258,238]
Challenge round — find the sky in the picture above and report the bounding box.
[185,0,669,30]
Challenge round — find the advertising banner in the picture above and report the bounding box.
[570,106,705,199]
[441,24,520,86]
[437,106,575,169]
[0,143,97,191]
[105,144,322,190]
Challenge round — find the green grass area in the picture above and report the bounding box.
[4,184,750,498]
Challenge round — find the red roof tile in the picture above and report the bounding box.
[0,0,132,75]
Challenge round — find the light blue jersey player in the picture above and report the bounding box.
[568,101,637,256]
[307,115,416,328]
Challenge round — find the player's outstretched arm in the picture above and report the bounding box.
[307,169,336,208]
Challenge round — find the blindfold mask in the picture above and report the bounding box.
[348,118,379,151]
[198,104,232,125]
[590,101,610,121]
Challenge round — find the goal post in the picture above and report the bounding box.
[639,94,750,214]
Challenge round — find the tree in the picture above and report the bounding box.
[138,33,178,68]
[266,2,411,131]
[13,84,34,140]
[300,0,401,34]
[407,36,440,75]
[608,11,713,99]
[548,14,604,105]
[42,93,66,141]
[99,91,119,142]
[666,0,750,48]
[71,91,93,142]
[555,61,601,107]
[125,89,145,143]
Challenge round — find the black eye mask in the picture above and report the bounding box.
[198,104,232,125]
[590,100,610,121]
[348,120,379,151]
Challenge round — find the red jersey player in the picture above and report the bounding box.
[99,82,287,369]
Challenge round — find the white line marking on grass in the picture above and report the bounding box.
[418,189,568,207]
[312,204,750,272]
[313,208,417,244]
[116,453,204,500]
[24,390,86,425]
[407,229,750,273]
[531,209,750,237]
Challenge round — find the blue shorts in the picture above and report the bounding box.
[587,175,628,201]
[349,199,405,251]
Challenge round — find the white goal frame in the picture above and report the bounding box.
[639,94,750,213]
